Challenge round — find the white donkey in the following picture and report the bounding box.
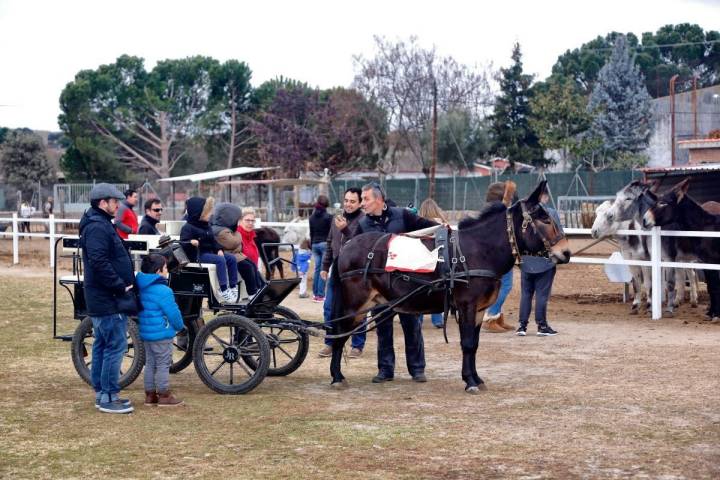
[592,200,651,314]
[594,181,698,316]
[281,217,309,246]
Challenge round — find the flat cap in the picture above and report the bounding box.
[89,183,125,201]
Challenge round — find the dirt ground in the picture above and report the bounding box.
[0,239,719,479]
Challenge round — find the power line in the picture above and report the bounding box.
[577,38,720,53]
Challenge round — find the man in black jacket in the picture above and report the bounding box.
[356,183,438,384]
[80,183,137,414]
[138,199,162,235]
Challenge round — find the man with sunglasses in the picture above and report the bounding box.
[139,199,163,235]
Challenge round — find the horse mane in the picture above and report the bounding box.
[458,201,506,230]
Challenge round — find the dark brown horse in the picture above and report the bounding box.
[254,227,284,279]
[329,181,571,393]
[644,178,720,321]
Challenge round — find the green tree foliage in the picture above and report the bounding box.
[552,25,720,97]
[491,43,545,168]
[587,35,653,169]
[422,109,490,170]
[529,76,591,168]
[59,55,219,180]
[207,60,254,169]
[0,130,54,192]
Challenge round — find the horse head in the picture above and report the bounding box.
[590,200,616,239]
[608,180,657,226]
[509,180,571,264]
[643,178,690,228]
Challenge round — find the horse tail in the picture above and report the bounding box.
[329,261,344,336]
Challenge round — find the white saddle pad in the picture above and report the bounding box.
[385,234,440,273]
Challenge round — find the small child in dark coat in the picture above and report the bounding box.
[136,254,185,406]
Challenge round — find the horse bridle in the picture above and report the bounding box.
[506,201,565,266]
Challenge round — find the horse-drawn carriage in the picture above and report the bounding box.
[52,235,310,394]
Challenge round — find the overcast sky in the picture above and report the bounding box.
[0,0,718,131]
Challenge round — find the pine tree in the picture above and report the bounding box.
[491,42,545,168]
[0,131,54,193]
[587,35,653,159]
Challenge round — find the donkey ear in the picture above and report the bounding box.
[502,181,517,206]
[526,180,546,204]
[674,178,690,201]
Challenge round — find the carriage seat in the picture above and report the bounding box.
[59,274,83,285]
[184,262,244,304]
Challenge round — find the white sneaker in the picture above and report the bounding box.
[221,289,236,303]
[230,286,239,302]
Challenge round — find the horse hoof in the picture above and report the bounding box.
[465,384,487,394]
[629,308,638,315]
[691,303,698,308]
[665,311,674,318]
[330,380,349,389]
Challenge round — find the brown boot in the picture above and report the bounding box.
[482,319,507,333]
[157,391,184,407]
[496,313,515,331]
[144,391,158,406]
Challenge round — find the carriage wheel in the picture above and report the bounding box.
[192,314,270,394]
[169,320,198,374]
[242,306,309,377]
[70,316,145,388]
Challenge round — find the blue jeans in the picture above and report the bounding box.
[487,270,514,316]
[311,242,327,297]
[519,267,556,327]
[422,313,444,327]
[199,252,238,290]
[91,313,128,403]
[323,267,366,349]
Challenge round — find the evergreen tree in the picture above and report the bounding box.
[0,130,54,193]
[587,35,653,160]
[491,43,545,168]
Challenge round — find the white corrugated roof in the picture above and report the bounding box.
[642,163,720,174]
[157,166,277,183]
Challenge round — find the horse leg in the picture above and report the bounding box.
[641,266,652,313]
[664,268,676,317]
[329,336,349,388]
[629,266,642,314]
[458,303,484,394]
[688,269,699,308]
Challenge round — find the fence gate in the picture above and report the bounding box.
[54,183,129,218]
[557,195,615,229]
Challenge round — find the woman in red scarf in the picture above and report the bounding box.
[237,207,265,292]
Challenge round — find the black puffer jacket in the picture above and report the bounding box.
[357,206,438,235]
[309,207,332,245]
[79,207,135,316]
[180,197,221,262]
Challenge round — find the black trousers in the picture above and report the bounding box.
[375,310,425,377]
[237,259,260,295]
[519,267,556,327]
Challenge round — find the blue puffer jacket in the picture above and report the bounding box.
[136,272,184,342]
[79,207,135,316]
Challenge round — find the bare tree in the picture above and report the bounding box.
[353,36,494,177]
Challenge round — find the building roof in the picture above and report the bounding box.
[218,178,327,187]
[157,166,276,183]
[641,163,720,175]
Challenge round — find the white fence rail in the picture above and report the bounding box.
[565,227,720,320]
[3,216,719,321]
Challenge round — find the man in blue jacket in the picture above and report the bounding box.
[356,183,438,384]
[79,183,136,414]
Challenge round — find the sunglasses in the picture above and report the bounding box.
[151,208,163,213]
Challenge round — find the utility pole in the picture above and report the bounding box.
[428,75,438,200]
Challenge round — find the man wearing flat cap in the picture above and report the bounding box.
[79,183,137,414]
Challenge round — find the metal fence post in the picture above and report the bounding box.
[651,226,662,320]
[12,213,19,265]
[49,215,56,268]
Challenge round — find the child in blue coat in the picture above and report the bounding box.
[136,254,185,407]
[292,239,312,298]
